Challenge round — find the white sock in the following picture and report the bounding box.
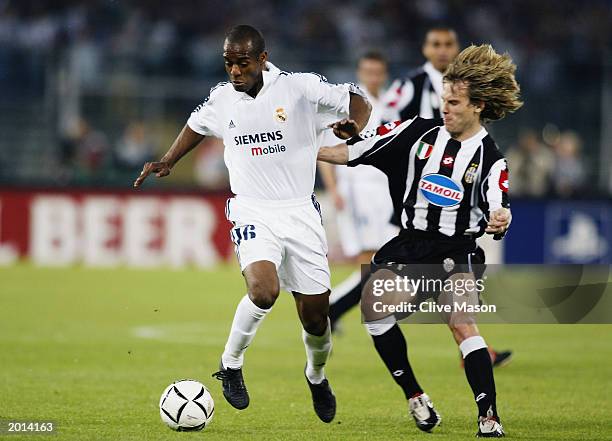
[221,294,271,369]
[303,319,332,384]
[329,270,361,304]
[459,335,487,359]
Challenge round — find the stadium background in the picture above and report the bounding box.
[0,0,611,266]
[1,1,611,440]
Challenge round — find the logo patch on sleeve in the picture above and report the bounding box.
[499,169,509,192]
[376,120,401,136]
[419,174,464,207]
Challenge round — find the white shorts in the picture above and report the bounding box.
[225,195,331,294]
[336,173,399,257]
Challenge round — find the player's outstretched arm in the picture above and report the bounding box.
[133,124,204,188]
[317,143,349,165]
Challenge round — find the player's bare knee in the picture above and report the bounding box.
[247,278,279,309]
[302,314,328,336]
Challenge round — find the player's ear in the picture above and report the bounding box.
[259,51,268,65]
[474,101,485,113]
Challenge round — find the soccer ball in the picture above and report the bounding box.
[159,379,214,431]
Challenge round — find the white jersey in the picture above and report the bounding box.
[188,62,362,200]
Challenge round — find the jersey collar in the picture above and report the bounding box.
[232,61,281,102]
[441,125,488,146]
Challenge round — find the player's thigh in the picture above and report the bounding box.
[280,207,331,295]
[230,222,282,271]
[226,197,283,267]
[228,217,283,308]
[361,266,423,324]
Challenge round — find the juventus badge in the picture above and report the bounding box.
[464,163,479,184]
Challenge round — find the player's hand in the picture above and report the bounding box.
[485,207,511,234]
[329,118,360,140]
[133,161,172,188]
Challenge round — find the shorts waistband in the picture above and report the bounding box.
[399,228,477,244]
[233,194,315,208]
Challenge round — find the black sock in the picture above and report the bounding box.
[371,324,423,399]
[464,347,498,418]
[329,282,361,328]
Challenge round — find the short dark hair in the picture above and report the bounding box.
[225,25,266,55]
[358,50,387,66]
[423,26,458,44]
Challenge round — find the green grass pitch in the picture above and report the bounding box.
[1,264,611,440]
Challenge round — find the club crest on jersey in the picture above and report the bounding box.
[419,174,464,207]
[464,162,479,184]
[443,257,455,273]
[274,107,287,123]
[416,141,433,160]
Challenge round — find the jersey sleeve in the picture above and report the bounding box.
[346,120,413,172]
[380,78,415,122]
[481,158,510,212]
[296,72,364,119]
[480,157,510,239]
[186,82,225,137]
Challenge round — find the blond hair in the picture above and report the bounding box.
[444,44,523,122]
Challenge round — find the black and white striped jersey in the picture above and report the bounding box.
[347,118,510,238]
[382,62,444,121]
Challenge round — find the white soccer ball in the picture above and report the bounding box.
[159,379,214,431]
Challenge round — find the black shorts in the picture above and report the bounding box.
[374,229,484,265]
[367,230,487,320]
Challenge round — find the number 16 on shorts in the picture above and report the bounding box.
[231,225,256,246]
[230,224,257,267]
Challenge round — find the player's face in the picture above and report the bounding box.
[223,40,266,94]
[441,81,483,137]
[357,58,387,96]
[422,30,460,73]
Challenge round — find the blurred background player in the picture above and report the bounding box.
[318,52,398,332]
[383,27,512,368]
[383,26,460,121]
[134,25,371,423]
